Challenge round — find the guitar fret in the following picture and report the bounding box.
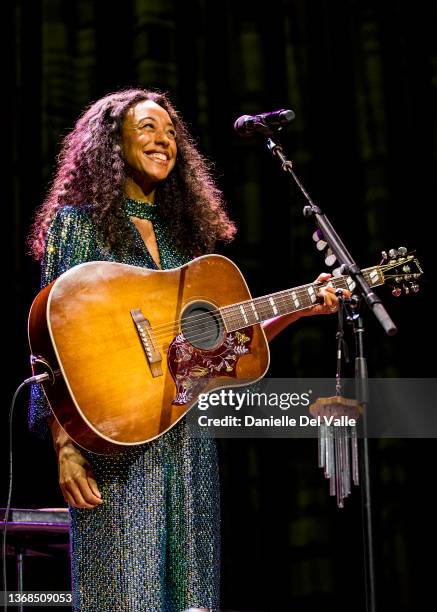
[307,285,317,304]
[220,264,388,333]
[279,292,295,314]
[222,302,258,330]
[290,291,300,309]
[269,297,278,315]
[256,299,273,321]
[251,302,260,321]
[244,303,259,326]
[332,278,348,290]
[239,304,249,325]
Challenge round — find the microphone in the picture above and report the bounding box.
[233,108,295,137]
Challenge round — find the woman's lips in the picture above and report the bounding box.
[144,151,170,164]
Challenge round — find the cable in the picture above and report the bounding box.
[2,375,50,612]
[2,382,26,611]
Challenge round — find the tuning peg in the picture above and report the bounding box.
[380,250,388,265]
[316,240,328,251]
[332,267,342,277]
[388,248,398,259]
[324,248,337,266]
[312,229,324,242]
[392,287,402,297]
[398,247,407,256]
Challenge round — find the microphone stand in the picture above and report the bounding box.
[265,135,396,336]
[263,132,395,612]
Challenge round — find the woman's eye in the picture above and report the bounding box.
[137,123,176,137]
[138,123,154,131]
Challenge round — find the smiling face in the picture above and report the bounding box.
[121,99,177,200]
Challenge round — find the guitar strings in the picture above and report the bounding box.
[149,280,344,339]
[148,276,364,343]
[158,304,309,351]
[144,262,394,338]
[147,260,412,342]
[146,277,354,341]
[147,275,356,339]
[154,268,415,347]
[126,260,414,350]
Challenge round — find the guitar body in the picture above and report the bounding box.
[28,255,270,454]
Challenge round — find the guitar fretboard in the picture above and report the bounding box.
[220,266,384,332]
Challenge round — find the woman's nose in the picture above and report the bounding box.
[154,127,170,145]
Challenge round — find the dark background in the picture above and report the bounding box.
[2,1,436,610]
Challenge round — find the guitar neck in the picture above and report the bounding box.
[220,266,384,332]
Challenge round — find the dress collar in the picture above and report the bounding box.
[124,198,159,221]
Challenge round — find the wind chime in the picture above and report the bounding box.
[310,394,361,508]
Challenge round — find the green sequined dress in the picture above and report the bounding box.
[29,200,220,611]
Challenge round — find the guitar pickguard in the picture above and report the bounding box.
[167,328,253,405]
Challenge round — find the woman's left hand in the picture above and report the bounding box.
[262,273,351,342]
[301,272,350,317]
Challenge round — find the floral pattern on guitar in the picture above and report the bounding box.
[169,328,253,405]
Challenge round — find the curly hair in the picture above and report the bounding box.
[28,88,236,260]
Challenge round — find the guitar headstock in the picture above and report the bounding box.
[378,247,423,296]
[312,232,424,296]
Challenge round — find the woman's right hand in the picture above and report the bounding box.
[57,444,104,509]
[48,415,103,509]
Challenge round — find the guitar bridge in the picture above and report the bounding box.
[130,309,163,377]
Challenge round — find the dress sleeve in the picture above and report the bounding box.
[28,206,98,439]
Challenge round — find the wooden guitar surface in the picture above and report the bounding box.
[28,255,270,453]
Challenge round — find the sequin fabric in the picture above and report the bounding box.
[29,200,220,611]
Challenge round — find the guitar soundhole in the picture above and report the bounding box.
[181,301,225,350]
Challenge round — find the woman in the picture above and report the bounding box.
[28,88,341,611]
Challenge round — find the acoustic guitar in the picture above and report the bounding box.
[28,251,422,454]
